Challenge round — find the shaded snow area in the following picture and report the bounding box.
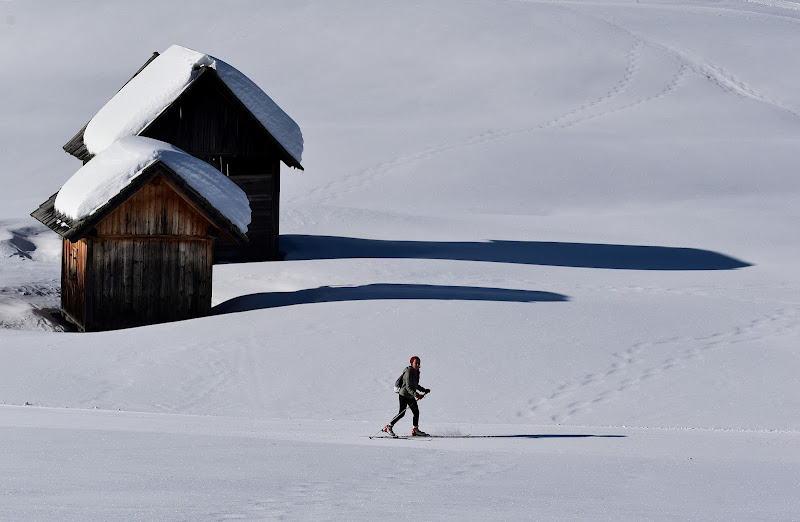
[1,0,800,519]
[54,136,251,233]
[83,44,303,165]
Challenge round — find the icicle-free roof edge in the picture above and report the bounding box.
[53,137,251,236]
[81,45,303,167]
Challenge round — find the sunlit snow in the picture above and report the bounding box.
[1,0,799,519]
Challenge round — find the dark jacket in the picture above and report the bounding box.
[398,365,425,399]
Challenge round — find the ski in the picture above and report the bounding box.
[365,434,471,439]
[364,435,433,440]
[360,434,434,440]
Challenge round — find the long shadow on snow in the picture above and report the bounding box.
[212,284,568,315]
[280,235,751,271]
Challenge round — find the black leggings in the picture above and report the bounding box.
[390,395,419,427]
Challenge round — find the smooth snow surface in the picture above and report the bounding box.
[83,44,303,165]
[1,0,800,519]
[53,136,251,233]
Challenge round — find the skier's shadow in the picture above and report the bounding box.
[433,434,626,439]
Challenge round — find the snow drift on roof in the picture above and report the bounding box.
[54,136,251,234]
[82,45,303,165]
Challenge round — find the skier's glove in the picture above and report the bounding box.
[425,388,431,393]
[416,394,424,400]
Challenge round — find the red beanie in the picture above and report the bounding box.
[410,356,420,365]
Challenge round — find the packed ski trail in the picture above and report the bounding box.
[2,406,799,520]
[1,0,800,519]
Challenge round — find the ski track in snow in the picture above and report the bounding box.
[241,326,269,412]
[524,306,800,424]
[223,454,510,521]
[171,343,235,414]
[744,0,800,10]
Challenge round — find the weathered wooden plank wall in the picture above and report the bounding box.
[95,177,212,237]
[86,238,211,331]
[144,72,279,158]
[71,176,216,331]
[143,72,284,262]
[61,238,87,327]
[215,158,281,261]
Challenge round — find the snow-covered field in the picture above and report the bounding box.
[2,0,799,519]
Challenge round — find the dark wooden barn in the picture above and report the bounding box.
[31,142,249,332]
[62,45,304,262]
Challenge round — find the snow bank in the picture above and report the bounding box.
[0,297,59,332]
[82,45,303,165]
[54,136,251,233]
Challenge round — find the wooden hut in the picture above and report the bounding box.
[31,137,250,332]
[62,45,303,262]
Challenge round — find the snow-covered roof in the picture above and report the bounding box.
[82,45,303,166]
[54,136,251,234]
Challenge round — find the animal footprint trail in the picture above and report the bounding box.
[573,6,800,121]
[540,40,645,130]
[525,307,800,424]
[292,38,690,207]
[295,14,790,211]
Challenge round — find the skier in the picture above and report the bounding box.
[384,356,431,437]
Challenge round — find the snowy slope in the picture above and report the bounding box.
[1,0,799,519]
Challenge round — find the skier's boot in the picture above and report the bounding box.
[411,427,429,437]
[383,424,397,437]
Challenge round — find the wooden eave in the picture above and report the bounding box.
[63,52,304,171]
[30,161,249,244]
[63,123,91,162]
[30,192,67,235]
